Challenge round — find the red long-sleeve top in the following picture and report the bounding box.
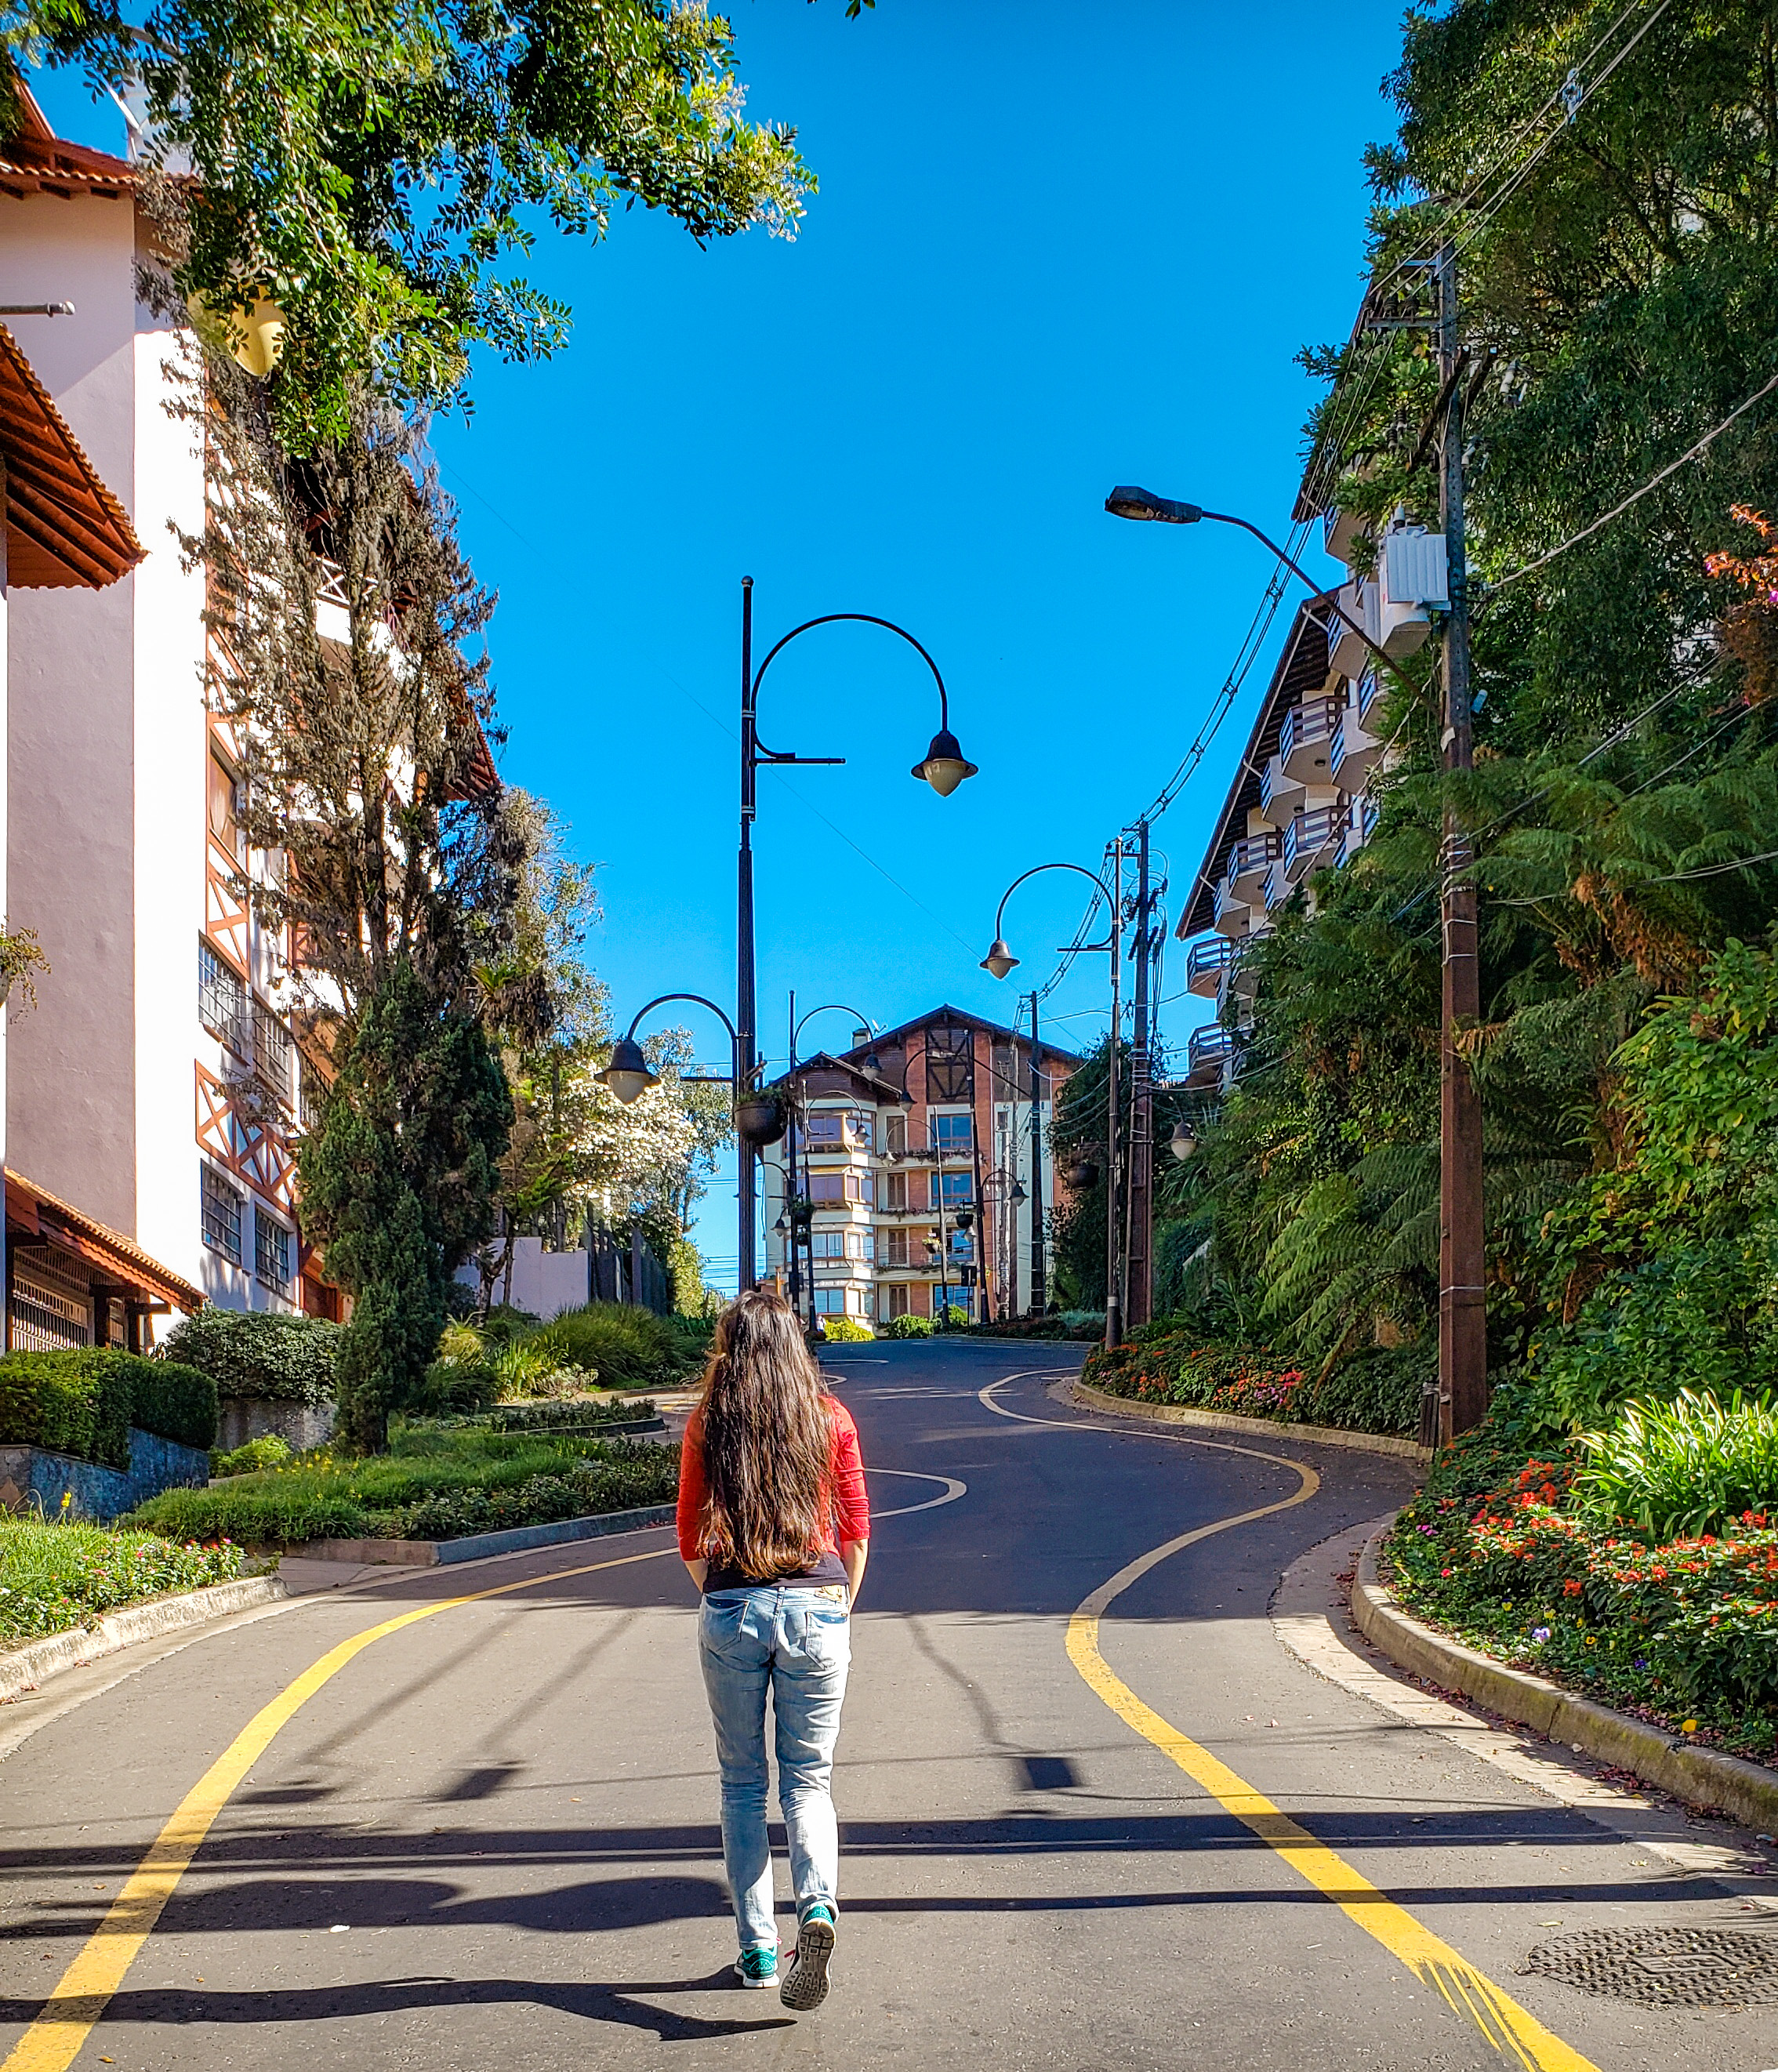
[677,1396,869,1592]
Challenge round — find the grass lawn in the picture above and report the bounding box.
[125,1419,680,1548]
[0,1517,246,1647]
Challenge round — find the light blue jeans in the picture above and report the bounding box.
[698,1583,851,1950]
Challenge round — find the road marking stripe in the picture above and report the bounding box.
[981,1371,1600,2072]
[1,1544,676,2072]
[868,1469,968,1519]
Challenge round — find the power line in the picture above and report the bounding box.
[1485,367,1778,593]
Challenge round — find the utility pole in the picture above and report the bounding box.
[1028,991,1047,1316]
[1104,835,1124,1351]
[1124,818,1154,1330]
[1436,241,1489,1444]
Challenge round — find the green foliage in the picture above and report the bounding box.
[519,1301,704,1389]
[0,1517,245,1643]
[125,1424,676,1544]
[162,1307,339,1406]
[881,1313,934,1339]
[1575,1390,1778,1540]
[816,1316,872,1343]
[211,1435,292,1477]
[1086,1330,1425,1439]
[299,956,512,1450]
[936,1305,967,1330]
[0,1352,139,1468]
[418,1398,657,1435]
[126,1359,219,1452]
[17,0,815,447]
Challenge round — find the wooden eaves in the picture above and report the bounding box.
[6,1167,205,1314]
[0,324,143,588]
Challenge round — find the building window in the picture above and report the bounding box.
[930,1170,974,1210]
[851,1112,873,1149]
[253,1000,294,1103]
[198,938,249,1053]
[884,1283,911,1319]
[805,1112,844,1145]
[208,750,244,861]
[884,1170,908,1212]
[256,1212,293,1294]
[886,1113,907,1157]
[10,1242,94,1352]
[813,1288,851,1316]
[931,1112,973,1156]
[880,1228,910,1268]
[809,1170,875,1207]
[810,1231,847,1261]
[201,1163,245,1265]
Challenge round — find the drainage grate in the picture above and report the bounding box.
[1522,1926,1778,2008]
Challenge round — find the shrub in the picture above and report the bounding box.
[817,1317,873,1343]
[428,1399,657,1435]
[1574,1389,1778,1540]
[0,1351,136,1469]
[407,1358,499,1417]
[881,1314,934,1339]
[523,1303,702,1389]
[0,1517,245,1643]
[161,1307,340,1407]
[128,1480,371,1545]
[128,1358,219,1450]
[212,1434,292,1476]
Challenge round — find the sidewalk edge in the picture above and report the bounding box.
[0,1575,288,1705]
[1071,1378,1432,1462]
[1352,1527,1778,1831]
[304,1501,677,1569]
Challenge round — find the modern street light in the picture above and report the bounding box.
[1106,478,1485,1440]
[736,583,974,1294]
[1103,486,1410,687]
[1168,1119,1196,1163]
[982,857,1127,1350]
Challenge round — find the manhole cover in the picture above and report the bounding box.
[1522,1926,1778,2007]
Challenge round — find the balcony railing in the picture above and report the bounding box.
[1278,697,1341,785]
[198,940,249,1056]
[1330,711,1383,786]
[1259,755,1304,826]
[253,1002,294,1105]
[1213,873,1252,939]
[1227,831,1280,891]
[1186,1025,1235,1083]
[1356,664,1383,720]
[1284,804,1344,883]
[1262,857,1294,911]
[1186,935,1236,999]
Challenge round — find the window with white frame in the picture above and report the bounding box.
[804,1112,844,1146]
[201,1164,245,1265]
[256,1211,293,1294]
[931,1111,973,1156]
[813,1288,860,1316]
[810,1231,847,1261]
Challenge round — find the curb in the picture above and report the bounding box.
[304,1501,677,1569]
[1071,1379,1432,1462]
[0,1575,288,1705]
[1351,1527,1778,1833]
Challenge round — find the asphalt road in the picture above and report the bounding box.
[3,1338,1777,2072]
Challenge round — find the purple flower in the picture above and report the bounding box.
[1532,1627,1551,1643]
[1634,1658,1648,1670]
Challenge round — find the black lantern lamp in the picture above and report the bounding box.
[1169,1120,1196,1163]
[600,1035,658,1105]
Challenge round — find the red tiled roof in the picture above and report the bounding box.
[6,1168,205,1312]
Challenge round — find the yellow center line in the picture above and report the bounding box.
[982,1370,1601,2072]
[2,1543,677,2072]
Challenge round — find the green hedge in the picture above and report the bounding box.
[161,1306,339,1406]
[0,1349,218,1466]
[128,1359,219,1450]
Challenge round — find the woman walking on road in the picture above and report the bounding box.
[677,1287,870,2010]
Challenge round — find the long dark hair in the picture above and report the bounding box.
[697,1288,834,1579]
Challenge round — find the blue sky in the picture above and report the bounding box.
[34,2,1406,1290]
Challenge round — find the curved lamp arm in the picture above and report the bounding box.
[753,613,951,758]
[982,862,1114,978]
[604,992,742,1106]
[791,1001,878,1058]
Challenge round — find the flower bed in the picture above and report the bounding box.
[1389,1453,1778,1762]
[1084,1332,1423,1436]
[123,1424,678,1548]
[0,1516,245,1646]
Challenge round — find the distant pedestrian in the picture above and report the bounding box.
[677,1286,870,2010]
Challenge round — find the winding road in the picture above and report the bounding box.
[2,1339,1774,2072]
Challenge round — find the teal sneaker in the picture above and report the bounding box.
[779,1905,836,2012]
[734,1945,778,1990]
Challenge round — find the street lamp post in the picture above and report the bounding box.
[737,582,975,1296]
[600,991,742,1301]
[981,858,1124,1349]
[1105,481,1483,1438]
[977,1165,1029,1319]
